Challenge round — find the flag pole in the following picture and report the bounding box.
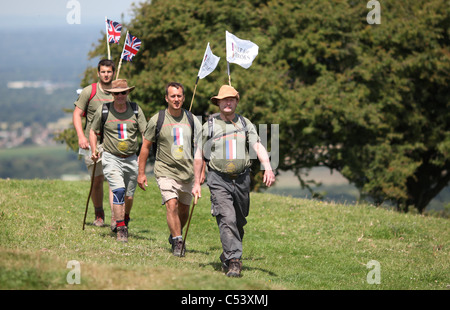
[116,31,128,80]
[105,16,111,60]
[227,62,231,86]
[189,76,199,112]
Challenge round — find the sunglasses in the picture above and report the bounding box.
[113,91,128,95]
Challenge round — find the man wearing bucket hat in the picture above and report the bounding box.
[89,79,147,242]
[191,85,275,277]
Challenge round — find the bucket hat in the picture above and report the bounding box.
[210,85,239,105]
[107,79,135,93]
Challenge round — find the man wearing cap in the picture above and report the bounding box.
[90,79,147,242]
[137,82,203,256]
[73,59,115,227]
[191,85,275,277]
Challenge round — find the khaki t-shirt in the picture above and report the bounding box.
[74,83,113,137]
[203,114,260,174]
[144,109,202,183]
[91,102,147,157]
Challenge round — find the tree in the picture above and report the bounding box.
[62,0,450,213]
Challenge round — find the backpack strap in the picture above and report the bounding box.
[205,113,220,163]
[82,83,97,129]
[99,102,111,144]
[207,113,220,140]
[153,110,166,158]
[183,109,195,158]
[129,102,139,119]
[237,114,249,146]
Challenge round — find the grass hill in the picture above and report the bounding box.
[0,179,448,292]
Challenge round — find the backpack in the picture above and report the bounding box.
[82,83,97,129]
[205,113,249,162]
[99,101,139,144]
[153,109,195,158]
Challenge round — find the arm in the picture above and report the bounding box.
[200,161,206,184]
[137,138,152,191]
[191,147,204,199]
[252,141,275,187]
[89,129,99,162]
[73,106,89,149]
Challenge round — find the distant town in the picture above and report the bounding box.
[7,80,75,95]
[0,80,74,148]
[0,117,72,149]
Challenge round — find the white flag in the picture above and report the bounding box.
[198,43,220,79]
[226,30,259,69]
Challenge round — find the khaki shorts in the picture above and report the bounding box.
[102,152,138,197]
[156,177,193,206]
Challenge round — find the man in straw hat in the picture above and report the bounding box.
[90,79,147,242]
[137,82,203,256]
[73,59,116,228]
[191,84,275,277]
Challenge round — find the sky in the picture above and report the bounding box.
[0,0,144,28]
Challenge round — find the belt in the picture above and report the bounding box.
[114,153,133,159]
[209,167,249,180]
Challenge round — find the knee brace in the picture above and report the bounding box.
[112,187,126,205]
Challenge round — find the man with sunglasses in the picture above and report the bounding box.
[89,79,147,242]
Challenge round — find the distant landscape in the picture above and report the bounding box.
[0,26,448,214]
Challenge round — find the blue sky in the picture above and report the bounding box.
[0,0,144,28]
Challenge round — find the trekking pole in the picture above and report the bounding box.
[182,193,198,256]
[82,152,98,230]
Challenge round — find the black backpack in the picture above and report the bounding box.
[153,109,195,158]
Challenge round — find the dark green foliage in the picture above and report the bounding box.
[77,0,449,213]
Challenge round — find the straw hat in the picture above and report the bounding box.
[107,79,135,93]
[210,85,240,105]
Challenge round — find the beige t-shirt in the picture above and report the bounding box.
[91,102,147,157]
[74,83,113,137]
[144,109,202,183]
[203,114,260,174]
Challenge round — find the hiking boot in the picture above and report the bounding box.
[93,216,105,227]
[172,238,185,257]
[117,226,128,243]
[93,209,105,227]
[226,259,242,277]
[168,231,183,245]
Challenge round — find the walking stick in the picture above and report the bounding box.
[82,157,97,230]
[182,193,198,256]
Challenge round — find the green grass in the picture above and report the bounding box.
[0,179,448,290]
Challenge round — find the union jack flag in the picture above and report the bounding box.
[121,33,141,62]
[106,19,122,44]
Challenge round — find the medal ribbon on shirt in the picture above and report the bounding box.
[117,123,128,152]
[226,139,237,160]
[173,127,183,146]
[172,127,184,159]
[118,123,127,139]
